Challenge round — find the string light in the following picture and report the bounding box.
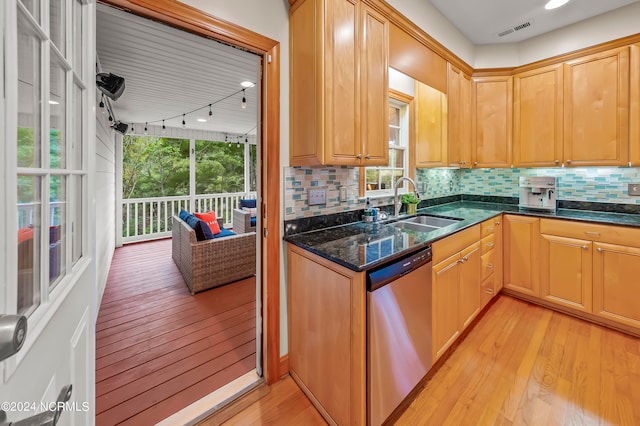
[144,122,149,135]
[162,120,166,134]
[99,94,106,113]
[128,83,255,132]
[108,114,113,122]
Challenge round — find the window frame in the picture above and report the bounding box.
[361,89,415,198]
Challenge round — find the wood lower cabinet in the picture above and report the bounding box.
[289,0,388,167]
[563,46,629,167]
[593,242,640,330]
[480,216,502,307]
[432,225,481,360]
[503,215,539,297]
[539,234,592,312]
[288,244,365,425]
[513,64,563,167]
[471,75,513,168]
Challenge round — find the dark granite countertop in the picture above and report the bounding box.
[284,201,640,272]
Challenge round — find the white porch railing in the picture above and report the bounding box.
[122,192,257,243]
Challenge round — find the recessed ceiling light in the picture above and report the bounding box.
[545,0,570,10]
[49,100,59,105]
[240,81,254,88]
[197,118,207,122]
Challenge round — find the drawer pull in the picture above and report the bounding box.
[486,288,494,295]
[597,247,603,252]
[486,226,494,231]
[585,231,600,236]
[486,263,493,269]
[582,245,589,250]
[486,242,494,247]
[495,221,501,225]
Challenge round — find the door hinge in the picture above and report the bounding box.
[267,54,272,64]
[263,228,268,238]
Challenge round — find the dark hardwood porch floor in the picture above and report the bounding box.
[96,239,256,425]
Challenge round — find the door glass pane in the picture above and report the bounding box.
[19,0,40,23]
[73,0,83,71]
[73,82,83,169]
[72,176,83,264]
[18,14,42,168]
[50,56,66,169]
[49,0,65,56]
[17,175,42,316]
[49,176,67,288]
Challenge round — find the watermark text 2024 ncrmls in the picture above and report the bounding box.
[1,401,90,413]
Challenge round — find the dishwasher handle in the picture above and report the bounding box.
[367,247,432,292]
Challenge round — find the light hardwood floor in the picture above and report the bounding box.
[224,295,640,425]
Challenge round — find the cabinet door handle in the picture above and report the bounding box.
[597,247,603,252]
[495,221,500,225]
[486,263,493,269]
[485,242,494,247]
[582,245,589,250]
[554,159,560,164]
[585,231,600,236]
[365,154,371,160]
[566,160,572,164]
[356,153,362,159]
[473,161,478,166]
[486,288,494,295]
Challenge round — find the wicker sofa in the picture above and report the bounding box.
[172,215,256,294]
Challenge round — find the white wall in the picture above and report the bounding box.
[475,2,640,68]
[385,0,476,66]
[178,0,291,356]
[95,105,117,302]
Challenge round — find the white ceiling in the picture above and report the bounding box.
[96,4,259,135]
[428,0,640,45]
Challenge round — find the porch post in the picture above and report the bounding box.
[244,141,250,198]
[190,138,195,212]
[115,133,123,247]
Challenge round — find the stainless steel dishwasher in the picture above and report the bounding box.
[367,247,433,426]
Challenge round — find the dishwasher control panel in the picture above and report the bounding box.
[366,246,432,291]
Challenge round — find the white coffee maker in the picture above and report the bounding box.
[519,176,557,211]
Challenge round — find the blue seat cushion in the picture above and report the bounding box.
[250,217,257,227]
[213,228,236,239]
[240,199,257,209]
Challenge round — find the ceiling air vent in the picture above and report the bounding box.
[497,20,532,37]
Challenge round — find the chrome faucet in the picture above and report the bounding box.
[394,177,421,218]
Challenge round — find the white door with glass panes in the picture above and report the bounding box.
[1,1,96,424]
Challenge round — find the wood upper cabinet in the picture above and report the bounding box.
[471,76,513,168]
[513,64,563,167]
[448,64,472,168]
[539,234,592,312]
[289,0,388,166]
[415,80,447,167]
[631,43,640,166]
[503,215,539,297]
[563,46,630,167]
[593,242,640,330]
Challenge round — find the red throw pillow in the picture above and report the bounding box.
[194,211,221,235]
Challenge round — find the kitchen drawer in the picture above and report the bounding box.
[481,250,495,281]
[433,224,481,264]
[540,219,640,248]
[481,274,496,308]
[481,217,500,237]
[481,234,495,254]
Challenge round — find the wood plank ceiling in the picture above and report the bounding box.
[96,4,260,136]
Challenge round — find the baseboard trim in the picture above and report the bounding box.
[279,354,289,378]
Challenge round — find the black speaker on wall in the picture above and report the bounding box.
[112,121,128,135]
[96,72,125,101]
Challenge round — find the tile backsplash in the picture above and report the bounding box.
[283,166,640,220]
[460,167,640,204]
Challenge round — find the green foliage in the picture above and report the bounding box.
[401,193,420,204]
[122,135,253,199]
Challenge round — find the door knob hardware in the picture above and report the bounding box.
[0,385,72,426]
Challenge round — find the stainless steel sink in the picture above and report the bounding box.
[392,215,462,232]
